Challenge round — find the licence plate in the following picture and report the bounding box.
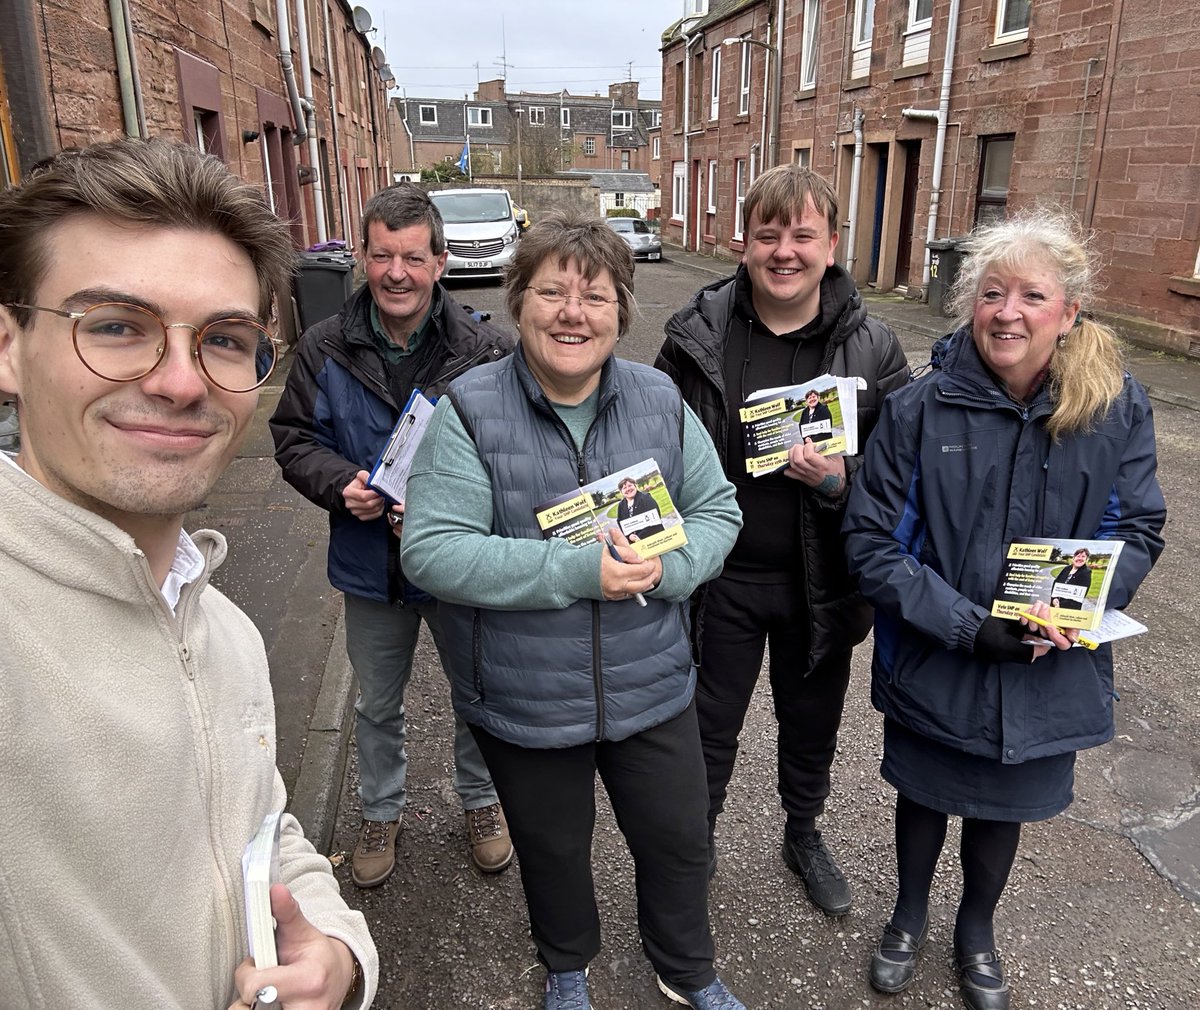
[648,252,661,261]
[465,260,493,269]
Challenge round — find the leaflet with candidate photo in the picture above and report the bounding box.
[990,536,1125,632]
[367,389,435,504]
[739,374,861,477]
[533,457,686,560]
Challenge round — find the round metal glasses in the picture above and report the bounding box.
[8,301,279,393]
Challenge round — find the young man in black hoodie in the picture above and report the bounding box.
[656,165,908,916]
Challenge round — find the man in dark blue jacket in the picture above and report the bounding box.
[271,184,514,888]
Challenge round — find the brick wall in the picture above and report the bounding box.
[12,0,390,250]
[659,0,1200,350]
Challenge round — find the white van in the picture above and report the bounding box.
[428,188,519,279]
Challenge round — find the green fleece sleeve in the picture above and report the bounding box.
[400,396,606,609]
[648,403,742,602]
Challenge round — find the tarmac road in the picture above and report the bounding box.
[199,248,1200,1010]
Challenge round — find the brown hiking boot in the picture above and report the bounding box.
[465,802,514,873]
[351,816,400,888]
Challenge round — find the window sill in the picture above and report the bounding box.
[893,62,930,80]
[703,234,717,245]
[792,87,816,102]
[844,76,871,91]
[732,114,751,125]
[980,38,1030,63]
[1167,276,1200,299]
[730,238,745,252]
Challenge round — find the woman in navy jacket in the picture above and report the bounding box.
[844,214,1165,1010]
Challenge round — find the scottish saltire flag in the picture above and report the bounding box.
[457,138,470,175]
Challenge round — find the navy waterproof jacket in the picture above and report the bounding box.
[843,328,1166,764]
[270,283,511,603]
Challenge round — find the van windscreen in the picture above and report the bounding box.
[429,192,512,223]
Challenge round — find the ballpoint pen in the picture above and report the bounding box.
[603,531,648,607]
[382,413,416,466]
[1016,610,1099,650]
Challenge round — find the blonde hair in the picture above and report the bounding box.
[948,211,1124,439]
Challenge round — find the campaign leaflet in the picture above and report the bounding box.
[739,373,862,477]
[533,457,686,560]
[990,537,1125,632]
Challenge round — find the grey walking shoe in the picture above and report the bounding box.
[657,975,746,1009]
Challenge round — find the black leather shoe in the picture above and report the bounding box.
[957,950,1010,1010]
[782,829,852,915]
[869,918,929,993]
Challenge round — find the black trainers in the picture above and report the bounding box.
[782,828,852,915]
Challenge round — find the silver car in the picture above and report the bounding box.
[605,217,662,262]
[428,188,520,279]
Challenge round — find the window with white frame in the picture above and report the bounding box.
[851,0,875,79]
[794,147,811,168]
[733,158,747,239]
[652,111,662,127]
[800,0,820,91]
[467,107,492,127]
[994,0,1031,44]
[621,150,630,170]
[614,192,626,208]
[908,0,933,27]
[738,39,752,115]
[561,107,571,128]
[612,110,634,130]
[1193,245,1200,278]
[672,161,686,221]
[710,45,721,119]
[652,136,661,160]
[707,160,718,214]
[688,0,708,13]
[529,106,545,126]
[419,104,437,125]
[583,137,596,156]
[903,0,934,67]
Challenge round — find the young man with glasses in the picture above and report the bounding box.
[0,139,376,1008]
[270,183,515,888]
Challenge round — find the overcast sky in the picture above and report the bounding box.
[366,0,686,101]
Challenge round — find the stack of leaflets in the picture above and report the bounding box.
[990,536,1146,645]
[242,810,282,968]
[740,374,862,477]
[534,457,686,560]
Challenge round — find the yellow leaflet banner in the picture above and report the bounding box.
[1006,543,1056,561]
[739,398,787,423]
[535,494,593,531]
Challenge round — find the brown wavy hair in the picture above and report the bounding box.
[0,139,295,325]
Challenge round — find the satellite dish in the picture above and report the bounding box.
[378,64,395,85]
[351,6,373,33]
[371,46,386,68]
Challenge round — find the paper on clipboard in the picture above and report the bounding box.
[367,389,435,504]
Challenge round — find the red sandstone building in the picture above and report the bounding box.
[660,0,1200,354]
[0,0,392,257]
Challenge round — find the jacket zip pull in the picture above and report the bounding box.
[179,641,195,680]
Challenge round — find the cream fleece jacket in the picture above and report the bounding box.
[0,462,377,1008]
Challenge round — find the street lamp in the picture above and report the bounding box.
[722,35,779,169]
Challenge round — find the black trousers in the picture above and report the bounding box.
[696,572,853,830]
[470,701,715,991]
